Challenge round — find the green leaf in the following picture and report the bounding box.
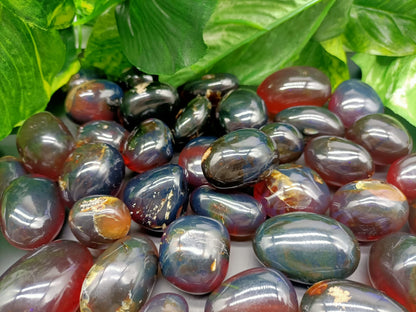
[352,53,416,127]
[313,0,353,42]
[81,6,131,78]
[291,36,350,89]
[343,0,416,56]
[73,0,122,25]
[0,5,67,139]
[115,0,217,75]
[161,0,336,87]
[0,0,75,29]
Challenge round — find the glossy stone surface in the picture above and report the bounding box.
[66,68,105,91]
[329,179,409,241]
[257,66,331,117]
[346,113,413,165]
[140,293,188,312]
[328,79,384,128]
[387,153,416,200]
[260,122,304,163]
[301,279,408,312]
[120,82,180,130]
[159,215,230,294]
[275,105,344,139]
[117,66,155,90]
[16,111,75,180]
[59,143,125,205]
[178,136,217,188]
[0,240,93,312]
[122,118,174,173]
[206,267,298,312]
[217,88,267,132]
[304,136,375,187]
[173,95,212,144]
[180,73,239,105]
[69,195,131,249]
[1,175,65,250]
[0,156,26,197]
[65,79,123,124]
[190,185,266,238]
[253,164,331,217]
[76,120,129,151]
[123,164,188,231]
[369,232,416,311]
[253,212,360,284]
[201,128,278,189]
[80,234,158,312]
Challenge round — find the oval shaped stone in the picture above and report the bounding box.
[59,142,125,205]
[1,175,65,250]
[260,122,304,163]
[257,66,331,117]
[190,185,266,238]
[201,128,278,189]
[217,88,267,132]
[253,212,360,284]
[387,153,416,200]
[253,164,331,217]
[301,279,408,312]
[123,164,188,231]
[369,232,416,311]
[275,106,344,138]
[304,136,374,187]
[329,179,409,242]
[205,267,298,312]
[346,113,413,165]
[16,111,75,180]
[328,79,384,128]
[140,293,188,312]
[69,195,132,249]
[159,215,230,294]
[0,240,93,312]
[121,118,174,173]
[178,136,217,188]
[80,234,158,312]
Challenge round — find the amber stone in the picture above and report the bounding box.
[368,232,416,311]
[16,111,75,180]
[257,66,331,117]
[80,234,158,312]
[69,195,131,249]
[0,240,93,312]
[1,175,65,250]
[304,136,374,187]
[346,113,413,165]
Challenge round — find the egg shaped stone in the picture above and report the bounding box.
[140,293,188,312]
[253,164,331,217]
[190,185,266,238]
[80,234,158,312]
[275,105,344,139]
[260,122,304,163]
[1,175,65,250]
[205,267,298,312]
[253,212,360,284]
[0,240,93,312]
[58,142,125,205]
[301,279,408,312]
[346,113,413,165]
[304,136,374,187]
[368,232,416,311]
[201,128,278,189]
[121,118,174,173]
[123,164,188,232]
[217,88,268,132]
[329,179,409,242]
[387,153,416,200]
[159,215,230,294]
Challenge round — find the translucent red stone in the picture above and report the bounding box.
[387,153,416,200]
[257,66,331,117]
